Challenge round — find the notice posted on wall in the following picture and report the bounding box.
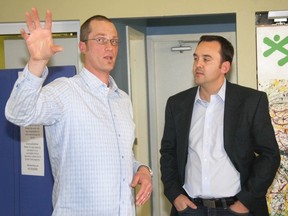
[20,125,44,176]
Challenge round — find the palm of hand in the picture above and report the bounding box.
[26,28,55,61]
[21,8,62,64]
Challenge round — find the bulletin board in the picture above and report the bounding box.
[256,24,288,216]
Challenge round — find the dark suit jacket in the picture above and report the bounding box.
[160,81,280,216]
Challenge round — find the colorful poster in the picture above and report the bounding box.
[256,25,288,216]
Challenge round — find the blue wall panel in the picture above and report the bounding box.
[0,66,76,216]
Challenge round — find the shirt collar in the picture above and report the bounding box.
[195,79,226,103]
[218,79,226,101]
[80,67,120,95]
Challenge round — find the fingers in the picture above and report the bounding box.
[131,170,152,206]
[135,187,152,206]
[45,10,52,30]
[25,11,34,33]
[229,201,250,213]
[20,28,29,40]
[25,8,51,32]
[52,45,64,53]
[25,8,40,32]
[173,194,197,211]
[31,8,41,29]
[130,175,139,188]
[188,201,197,210]
[135,180,152,206]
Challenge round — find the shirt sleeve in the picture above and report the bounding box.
[5,65,63,126]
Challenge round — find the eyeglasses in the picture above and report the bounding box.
[83,37,119,46]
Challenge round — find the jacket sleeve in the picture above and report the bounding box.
[235,92,280,211]
[160,98,187,203]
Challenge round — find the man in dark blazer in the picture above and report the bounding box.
[160,35,280,216]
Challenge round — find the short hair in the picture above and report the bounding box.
[80,15,113,42]
[198,35,234,64]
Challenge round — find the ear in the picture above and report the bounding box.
[221,61,231,74]
[79,41,86,53]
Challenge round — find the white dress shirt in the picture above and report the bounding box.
[5,66,142,216]
[183,80,241,198]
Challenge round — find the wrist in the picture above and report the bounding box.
[138,165,153,177]
[28,59,48,77]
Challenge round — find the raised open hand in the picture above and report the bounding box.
[21,8,63,76]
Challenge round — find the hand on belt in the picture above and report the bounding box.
[190,196,237,208]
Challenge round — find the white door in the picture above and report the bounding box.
[147,32,237,216]
[126,26,151,215]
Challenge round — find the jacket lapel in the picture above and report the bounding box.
[223,82,242,164]
[176,88,197,180]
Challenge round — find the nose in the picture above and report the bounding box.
[194,59,202,68]
[104,42,114,50]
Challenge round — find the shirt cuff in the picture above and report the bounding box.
[19,64,48,89]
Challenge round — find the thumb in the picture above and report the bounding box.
[187,200,197,209]
[51,45,63,54]
[130,175,139,188]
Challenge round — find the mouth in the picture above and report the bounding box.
[195,70,204,76]
[104,55,113,62]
